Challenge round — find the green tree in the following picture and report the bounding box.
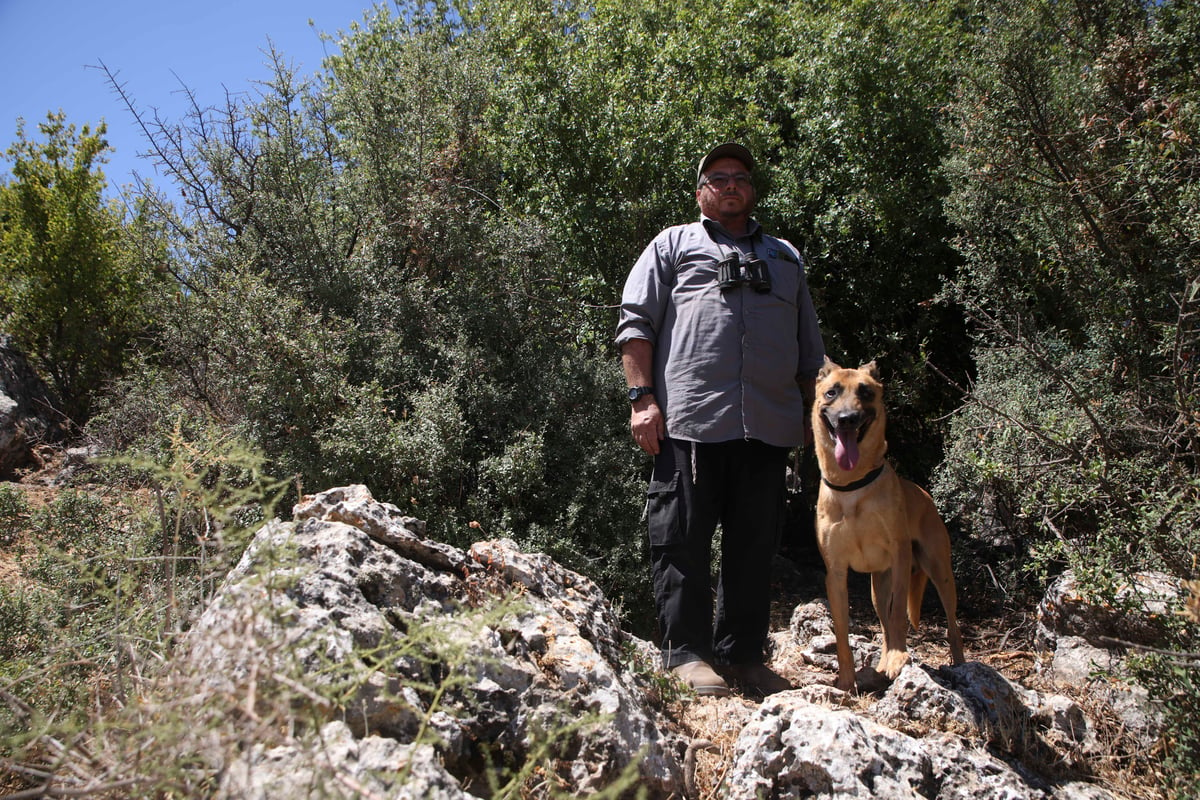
[88,0,984,632]
[937,0,1200,594]
[466,0,790,335]
[764,0,975,478]
[86,7,657,629]
[934,7,1200,787]
[0,112,161,424]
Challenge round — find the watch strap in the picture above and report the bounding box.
[628,385,654,402]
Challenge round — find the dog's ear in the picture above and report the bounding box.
[819,355,840,379]
[861,360,881,381]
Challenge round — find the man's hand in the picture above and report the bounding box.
[630,396,665,455]
[621,338,662,455]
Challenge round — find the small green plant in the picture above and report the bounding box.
[1128,651,1200,800]
[0,422,289,792]
[0,583,48,664]
[0,482,28,520]
[1122,578,1200,799]
[0,482,29,543]
[619,639,687,710]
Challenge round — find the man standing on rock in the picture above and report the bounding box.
[616,143,825,697]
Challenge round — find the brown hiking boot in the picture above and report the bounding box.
[720,663,793,696]
[671,660,731,697]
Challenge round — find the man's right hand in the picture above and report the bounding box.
[630,397,664,455]
[620,338,662,454]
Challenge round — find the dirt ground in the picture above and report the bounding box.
[0,450,1167,800]
[659,544,1166,800]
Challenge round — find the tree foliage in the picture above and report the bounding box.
[931,4,1200,780]
[0,113,163,424]
[462,0,975,479]
[936,0,1200,599]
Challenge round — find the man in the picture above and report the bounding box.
[616,143,825,697]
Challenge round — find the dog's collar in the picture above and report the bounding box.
[822,464,885,492]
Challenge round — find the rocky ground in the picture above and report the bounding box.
[0,461,1171,799]
[670,545,1166,799]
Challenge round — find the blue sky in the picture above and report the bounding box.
[0,0,375,193]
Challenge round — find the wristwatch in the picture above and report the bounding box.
[627,386,654,403]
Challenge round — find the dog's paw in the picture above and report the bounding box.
[834,671,857,693]
[879,650,910,679]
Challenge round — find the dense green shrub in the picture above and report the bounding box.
[72,7,662,632]
[0,113,165,424]
[937,0,1200,603]
[1130,649,1200,799]
[0,487,156,724]
[0,432,283,743]
[0,482,28,545]
[936,2,1200,787]
[0,583,49,664]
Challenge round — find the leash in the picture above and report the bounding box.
[822,464,885,493]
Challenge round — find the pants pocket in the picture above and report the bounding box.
[646,470,683,548]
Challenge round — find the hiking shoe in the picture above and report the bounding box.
[672,660,731,697]
[720,663,793,696]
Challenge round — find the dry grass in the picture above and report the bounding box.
[659,572,1170,800]
[0,455,1175,799]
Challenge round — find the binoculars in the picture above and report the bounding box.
[716,252,771,294]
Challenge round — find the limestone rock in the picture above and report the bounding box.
[183,485,684,798]
[220,720,479,800]
[727,691,1123,800]
[1036,570,1172,748]
[0,334,62,477]
[792,599,879,675]
[727,695,1029,799]
[176,486,1147,799]
[1037,570,1181,651]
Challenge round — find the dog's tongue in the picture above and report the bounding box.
[835,430,860,471]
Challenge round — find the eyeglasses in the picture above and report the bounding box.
[700,172,753,189]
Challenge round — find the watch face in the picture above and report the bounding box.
[628,387,641,402]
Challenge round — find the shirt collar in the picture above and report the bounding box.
[701,214,762,242]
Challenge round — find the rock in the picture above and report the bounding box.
[0,334,63,477]
[1035,570,1170,748]
[50,444,100,486]
[871,661,1094,759]
[726,690,1123,800]
[939,661,1044,752]
[792,600,879,675]
[174,486,1145,799]
[1037,570,1181,651]
[871,663,979,737]
[770,589,1132,798]
[726,694,1042,799]
[220,720,480,800]
[1047,635,1123,684]
[182,485,684,799]
[791,599,833,640]
[293,483,468,573]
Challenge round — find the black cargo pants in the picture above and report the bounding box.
[646,436,788,669]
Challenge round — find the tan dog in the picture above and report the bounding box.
[812,358,965,691]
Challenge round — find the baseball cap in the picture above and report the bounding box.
[697,142,755,183]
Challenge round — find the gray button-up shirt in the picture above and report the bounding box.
[616,215,825,447]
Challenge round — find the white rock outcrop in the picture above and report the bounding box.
[179,485,1141,799]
